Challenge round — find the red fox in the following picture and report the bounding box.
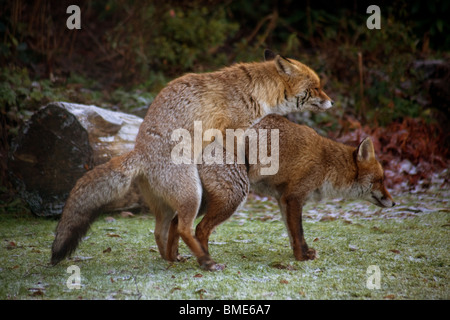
[180,114,395,267]
[50,50,334,270]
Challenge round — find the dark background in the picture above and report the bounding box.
[1,0,449,213]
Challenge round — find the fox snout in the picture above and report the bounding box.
[370,187,395,208]
[371,194,396,208]
[321,99,334,110]
[318,90,334,110]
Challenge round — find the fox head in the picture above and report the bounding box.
[354,137,395,208]
[264,49,334,113]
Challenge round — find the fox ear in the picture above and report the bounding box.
[357,137,375,162]
[274,55,297,76]
[264,49,277,61]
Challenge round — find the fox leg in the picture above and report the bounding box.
[175,196,218,270]
[155,164,220,270]
[195,184,248,255]
[141,158,224,270]
[137,176,176,260]
[279,194,316,261]
[165,179,248,266]
[154,206,176,260]
[196,158,249,253]
[140,175,202,264]
[195,205,232,257]
[166,215,180,261]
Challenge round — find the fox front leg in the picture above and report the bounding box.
[280,194,317,261]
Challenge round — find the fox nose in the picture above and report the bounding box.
[391,202,396,207]
[331,100,335,106]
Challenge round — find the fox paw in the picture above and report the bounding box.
[295,248,317,261]
[305,248,317,260]
[200,259,226,271]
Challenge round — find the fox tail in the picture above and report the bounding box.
[51,152,139,265]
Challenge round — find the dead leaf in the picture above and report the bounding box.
[170,287,181,293]
[390,249,401,254]
[319,216,336,222]
[120,211,135,218]
[194,273,203,278]
[195,288,207,299]
[259,215,274,221]
[103,247,112,253]
[106,233,121,238]
[6,241,17,250]
[270,262,298,271]
[280,279,289,284]
[384,294,396,299]
[104,216,116,222]
[313,237,320,242]
[29,289,44,297]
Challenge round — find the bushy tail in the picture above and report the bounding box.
[51,152,139,265]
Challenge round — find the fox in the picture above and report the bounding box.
[50,50,334,270]
[171,114,395,266]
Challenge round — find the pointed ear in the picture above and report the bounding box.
[357,137,375,162]
[264,49,277,61]
[274,55,298,76]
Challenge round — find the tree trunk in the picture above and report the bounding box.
[8,102,145,216]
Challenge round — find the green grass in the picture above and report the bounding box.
[0,189,449,300]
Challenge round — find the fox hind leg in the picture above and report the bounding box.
[154,206,177,260]
[138,176,176,260]
[142,164,219,270]
[195,182,248,255]
[194,195,247,271]
[166,215,181,261]
[175,195,218,270]
[194,161,249,269]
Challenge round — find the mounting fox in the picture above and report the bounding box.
[186,114,395,265]
[50,50,334,270]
